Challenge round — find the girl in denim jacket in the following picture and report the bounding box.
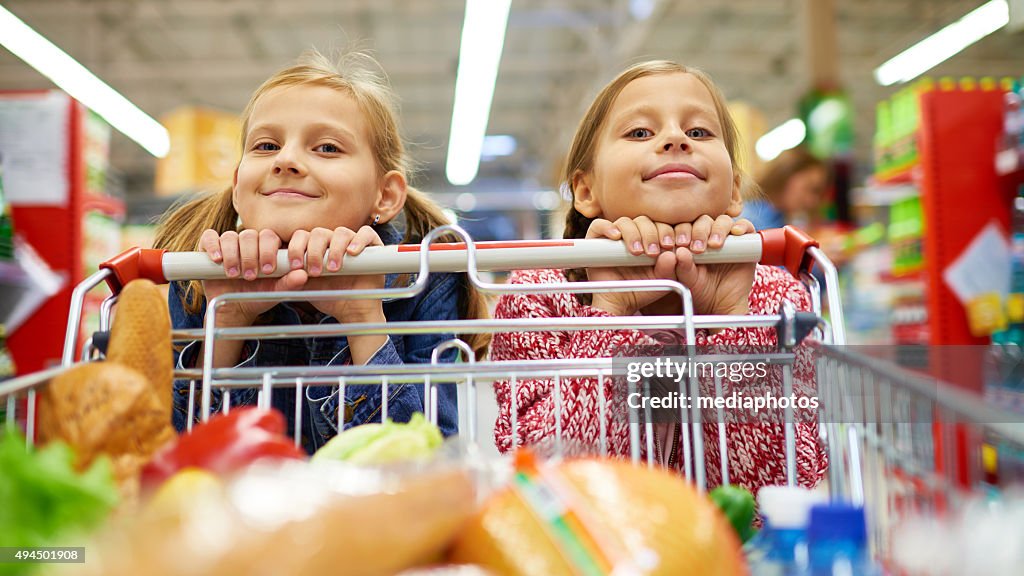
[153,50,488,453]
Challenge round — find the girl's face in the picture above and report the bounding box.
[573,72,742,224]
[233,84,404,241]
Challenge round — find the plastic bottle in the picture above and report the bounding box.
[1007,187,1024,347]
[0,153,12,261]
[1002,89,1024,157]
[747,486,826,575]
[804,504,879,576]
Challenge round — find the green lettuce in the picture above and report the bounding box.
[0,429,119,575]
[312,413,443,465]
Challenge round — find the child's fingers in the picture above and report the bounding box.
[732,218,756,235]
[652,250,677,280]
[274,269,308,292]
[219,231,241,278]
[287,230,310,271]
[613,217,644,255]
[674,222,692,247]
[326,227,356,271]
[674,246,698,287]
[656,222,675,250]
[631,216,662,256]
[707,215,736,249]
[584,218,620,240]
[238,229,261,280]
[305,227,335,277]
[257,229,281,276]
[689,215,715,253]
[347,226,384,255]
[199,229,224,263]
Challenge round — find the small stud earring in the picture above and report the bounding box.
[372,214,381,225]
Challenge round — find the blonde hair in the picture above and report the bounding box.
[154,49,489,358]
[560,60,752,296]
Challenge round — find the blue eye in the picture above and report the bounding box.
[253,142,279,151]
[626,127,653,139]
[686,127,713,138]
[315,143,341,153]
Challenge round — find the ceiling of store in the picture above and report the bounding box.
[2,0,1023,218]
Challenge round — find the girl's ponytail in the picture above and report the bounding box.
[401,187,491,360]
[153,187,238,315]
[562,205,595,305]
[400,187,451,244]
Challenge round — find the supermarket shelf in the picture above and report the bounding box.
[872,163,919,186]
[996,148,1020,175]
[0,260,25,282]
[997,147,1024,184]
[852,183,919,207]
[879,268,925,283]
[82,192,125,217]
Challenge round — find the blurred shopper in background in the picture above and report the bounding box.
[743,146,828,231]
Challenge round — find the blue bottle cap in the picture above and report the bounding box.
[807,504,867,546]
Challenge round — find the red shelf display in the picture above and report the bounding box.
[917,88,1010,346]
[2,91,121,374]
[915,88,1010,490]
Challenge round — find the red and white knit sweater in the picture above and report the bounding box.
[491,264,828,493]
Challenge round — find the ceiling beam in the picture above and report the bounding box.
[801,0,840,90]
[0,50,602,84]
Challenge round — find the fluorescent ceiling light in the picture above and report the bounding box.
[445,0,512,186]
[756,118,806,162]
[480,134,517,159]
[0,5,169,157]
[874,0,1009,86]
[629,0,656,21]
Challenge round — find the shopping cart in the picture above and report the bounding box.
[2,224,1023,571]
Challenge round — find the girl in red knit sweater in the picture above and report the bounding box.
[490,60,827,492]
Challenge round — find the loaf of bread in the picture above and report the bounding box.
[37,362,176,499]
[449,457,747,575]
[105,279,173,414]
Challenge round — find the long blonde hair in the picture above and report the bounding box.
[560,60,752,300]
[154,49,489,358]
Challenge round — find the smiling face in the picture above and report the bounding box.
[233,84,400,241]
[572,72,742,225]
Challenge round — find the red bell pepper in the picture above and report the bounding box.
[141,407,305,489]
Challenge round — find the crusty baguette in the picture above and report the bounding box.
[106,279,173,415]
[66,466,478,576]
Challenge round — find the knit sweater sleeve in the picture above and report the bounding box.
[488,266,828,492]
[697,265,828,492]
[490,268,653,453]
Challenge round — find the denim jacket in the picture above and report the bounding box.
[169,223,460,454]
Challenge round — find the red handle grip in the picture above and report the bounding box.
[757,226,820,277]
[100,247,168,294]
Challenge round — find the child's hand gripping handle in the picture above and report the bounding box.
[98,226,819,294]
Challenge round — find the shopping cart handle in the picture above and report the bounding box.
[100,245,168,293]
[758,226,819,277]
[98,227,820,293]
